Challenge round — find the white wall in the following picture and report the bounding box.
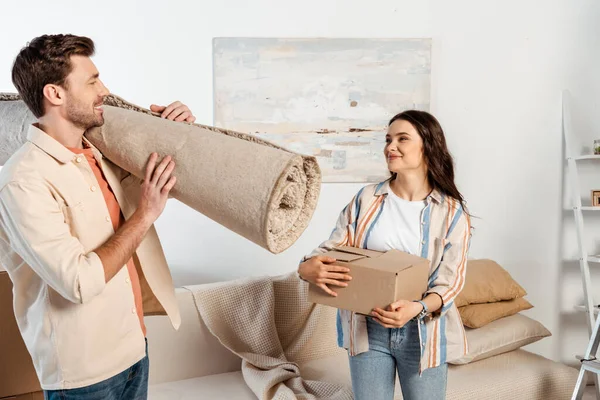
[1,0,599,365]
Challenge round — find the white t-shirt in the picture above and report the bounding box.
[366,190,426,255]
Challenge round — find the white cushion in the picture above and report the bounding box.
[148,371,255,400]
[449,313,551,365]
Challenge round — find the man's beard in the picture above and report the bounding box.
[66,98,104,131]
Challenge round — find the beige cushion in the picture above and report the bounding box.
[459,297,533,328]
[450,313,551,365]
[455,259,527,307]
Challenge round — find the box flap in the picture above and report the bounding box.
[353,249,429,272]
[333,246,383,259]
[321,250,366,262]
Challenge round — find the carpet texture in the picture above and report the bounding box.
[0,93,321,254]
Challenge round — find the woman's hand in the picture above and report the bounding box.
[298,255,352,297]
[371,300,423,328]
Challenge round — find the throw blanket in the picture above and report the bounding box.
[0,93,321,254]
[188,273,353,400]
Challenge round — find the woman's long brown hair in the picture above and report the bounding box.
[389,110,467,212]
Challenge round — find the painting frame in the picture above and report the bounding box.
[213,37,432,183]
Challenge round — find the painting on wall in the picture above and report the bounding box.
[213,38,432,183]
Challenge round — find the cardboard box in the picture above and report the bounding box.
[308,246,430,315]
[0,271,42,399]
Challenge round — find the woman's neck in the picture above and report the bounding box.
[390,170,432,201]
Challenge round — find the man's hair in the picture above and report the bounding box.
[12,34,95,118]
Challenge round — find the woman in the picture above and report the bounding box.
[298,110,472,400]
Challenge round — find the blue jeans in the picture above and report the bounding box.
[349,318,447,400]
[44,339,149,400]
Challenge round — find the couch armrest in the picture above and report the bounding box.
[145,288,242,384]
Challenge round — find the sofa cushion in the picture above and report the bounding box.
[450,313,551,365]
[455,259,527,307]
[458,297,533,328]
[148,371,255,400]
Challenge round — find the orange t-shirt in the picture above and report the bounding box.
[69,145,147,337]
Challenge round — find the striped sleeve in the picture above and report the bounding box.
[301,189,363,262]
[425,203,472,316]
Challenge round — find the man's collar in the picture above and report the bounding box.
[27,124,75,164]
[27,124,103,163]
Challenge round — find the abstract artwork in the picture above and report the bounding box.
[213,38,431,182]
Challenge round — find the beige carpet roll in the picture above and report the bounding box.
[0,93,321,254]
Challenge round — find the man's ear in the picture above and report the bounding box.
[42,84,66,107]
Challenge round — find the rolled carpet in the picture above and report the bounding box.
[0,93,321,254]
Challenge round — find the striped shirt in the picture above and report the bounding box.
[305,179,472,372]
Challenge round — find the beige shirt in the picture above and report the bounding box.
[0,125,181,390]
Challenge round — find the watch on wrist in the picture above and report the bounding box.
[413,300,428,320]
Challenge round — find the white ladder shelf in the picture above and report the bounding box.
[563,90,600,400]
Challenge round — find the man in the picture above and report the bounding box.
[0,34,196,399]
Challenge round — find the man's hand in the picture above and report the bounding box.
[95,152,176,284]
[150,101,196,123]
[136,153,177,224]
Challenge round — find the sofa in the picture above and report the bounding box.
[145,283,579,400]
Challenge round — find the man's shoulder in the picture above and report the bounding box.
[0,143,52,192]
